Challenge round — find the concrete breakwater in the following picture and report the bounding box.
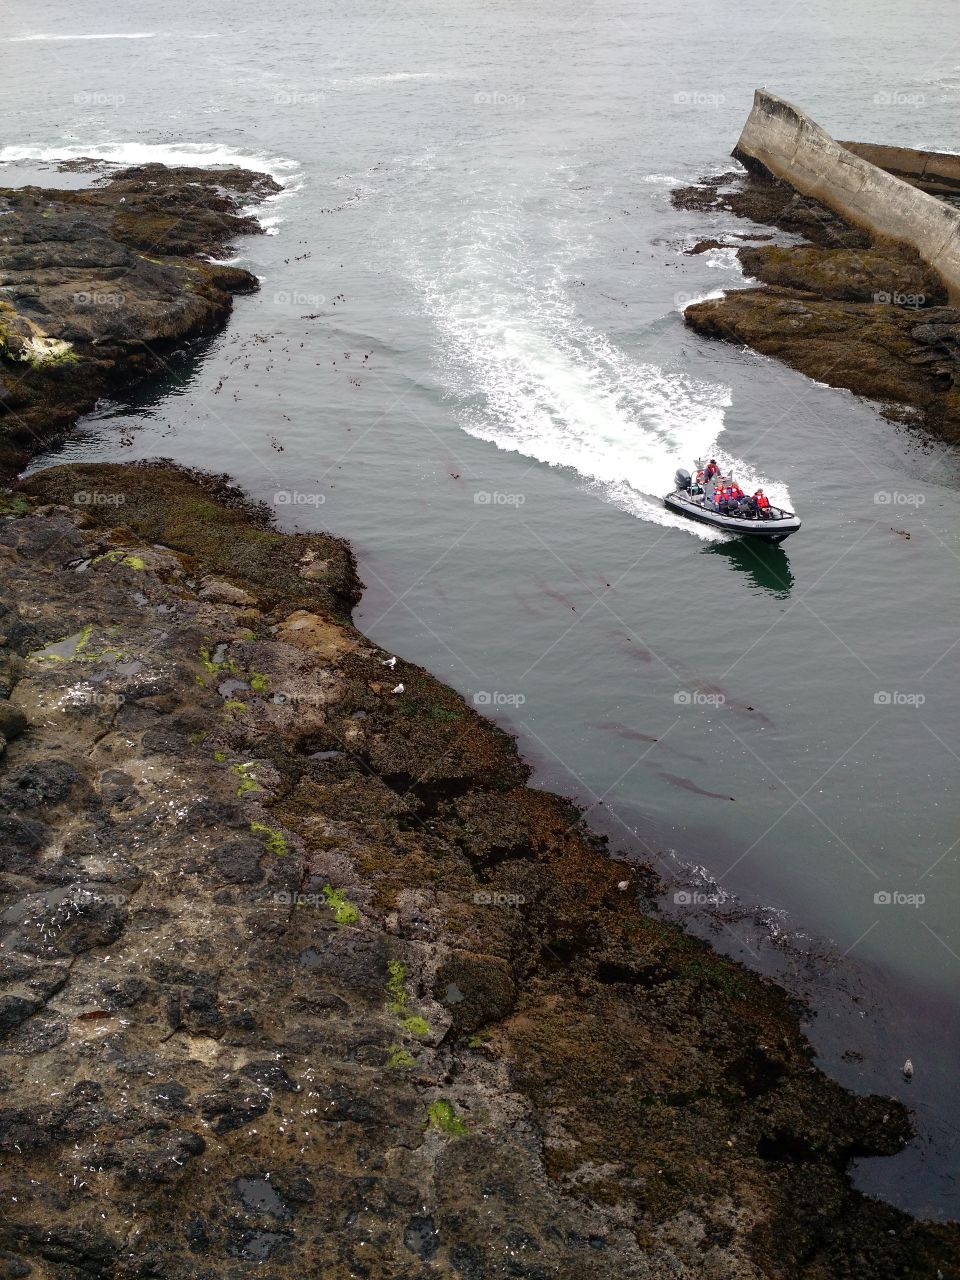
[839,141,960,196]
[733,89,960,302]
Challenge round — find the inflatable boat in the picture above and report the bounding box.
[664,465,801,542]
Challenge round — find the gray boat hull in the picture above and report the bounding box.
[664,491,801,541]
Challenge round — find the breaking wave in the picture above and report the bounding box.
[0,142,299,182]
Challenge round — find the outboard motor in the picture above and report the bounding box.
[674,468,691,493]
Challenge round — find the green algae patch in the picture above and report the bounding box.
[401,1014,430,1037]
[250,821,288,857]
[91,549,145,570]
[427,1100,467,1135]
[387,1044,416,1070]
[232,762,260,797]
[249,671,270,692]
[223,699,247,714]
[429,705,462,723]
[322,885,359,926]
[385,958,431,1036]
[0,493,30,516]
[386,959,409,1014]
[199,643,240,677]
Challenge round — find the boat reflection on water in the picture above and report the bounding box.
[704,536,795,598]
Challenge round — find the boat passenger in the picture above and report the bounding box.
[754,488,770,518]
[704,459,720,481]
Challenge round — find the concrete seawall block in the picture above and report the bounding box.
[734,89,960,302]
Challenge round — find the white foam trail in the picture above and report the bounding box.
[0,143,300,182]
[404,195,794,533]
[329,72,449,86]
[405,211,771,538]
[9,32,156,41]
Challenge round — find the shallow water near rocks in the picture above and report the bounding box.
[5,0,960,1216]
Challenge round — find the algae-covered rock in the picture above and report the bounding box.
[0,466,955,1279]
[0,165,279,473]
[676,173,960,441]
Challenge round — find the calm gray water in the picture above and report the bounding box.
[4,0,959,1216]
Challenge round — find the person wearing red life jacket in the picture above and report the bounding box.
[754,488,770,518]
[704,459,720,481]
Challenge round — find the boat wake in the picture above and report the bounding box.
[405,197,790,536]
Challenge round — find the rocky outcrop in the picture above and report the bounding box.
[0,165,279,473]
[732,89,960,302]
[0,461,956,1278]
[673,173,960,440]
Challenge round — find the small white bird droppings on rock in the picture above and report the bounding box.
[391,683,404,695]
[617,880,629,891]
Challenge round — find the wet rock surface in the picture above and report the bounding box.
[0,165,278,472]
[673,173,960,441]
[0,460,955,1278]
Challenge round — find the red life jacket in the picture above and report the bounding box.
[755,492,769,509]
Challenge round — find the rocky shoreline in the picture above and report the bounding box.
[1,167,959,1277]
[673,173,960,442]
[0,163,278,474]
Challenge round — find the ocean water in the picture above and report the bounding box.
[4,0,959,1216]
